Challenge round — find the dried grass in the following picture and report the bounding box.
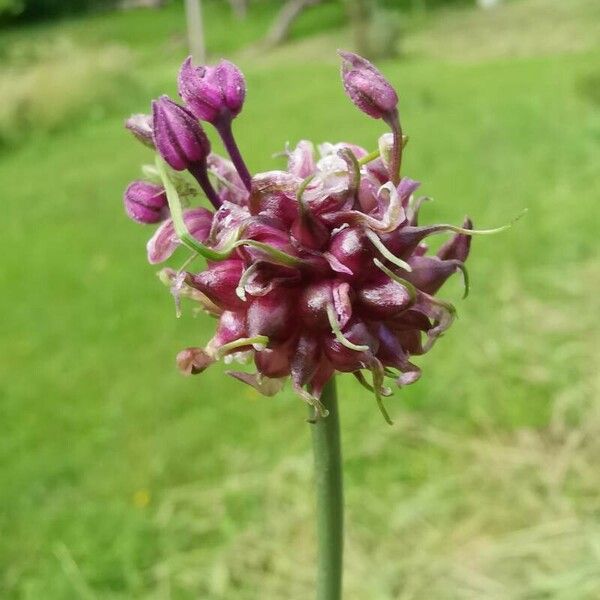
[0,37,135,146]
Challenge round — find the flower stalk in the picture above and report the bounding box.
[188,162,222,209]
[310,377,343,600]
[215,119,252,191]
[384,109,403,185]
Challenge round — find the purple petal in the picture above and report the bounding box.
[405,256,463,295]
[207,153,248,205]
[437,217,473,262]
[307,359,335,400]
[146,207,213,264]
[215,59,246,117]
[287,140,316,178]
[226,371,285,396]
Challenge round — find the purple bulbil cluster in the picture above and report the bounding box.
[123,52,480,420]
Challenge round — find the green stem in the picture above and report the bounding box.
[310,377,344,600]
[357,149,380,166]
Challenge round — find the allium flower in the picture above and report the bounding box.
[124,180,168,224]
[178,57,246,125]
[123,52,516,421]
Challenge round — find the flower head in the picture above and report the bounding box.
[122,52,510,421]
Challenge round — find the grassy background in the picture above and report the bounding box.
[1,0,599,598]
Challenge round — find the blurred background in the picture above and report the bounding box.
[1,0,599,598]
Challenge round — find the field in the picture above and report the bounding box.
[1,0,599,598]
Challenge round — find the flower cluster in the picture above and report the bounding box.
[123,51,501,421]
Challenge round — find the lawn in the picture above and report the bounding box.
[1,1,599,598]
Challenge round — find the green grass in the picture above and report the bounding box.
[1,1,600,598]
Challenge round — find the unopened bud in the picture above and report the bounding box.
[124,180,168,224]
[178,57,246,125]
[152,96,211,171]
[339,51,398,120]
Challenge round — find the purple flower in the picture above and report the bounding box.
[339,51,398,120]
[178,57,246,125]
[287,140,316,178]
[124,181,168,224]
[146,207,213,264]
[121,51,499,421]
[151,96,211,171]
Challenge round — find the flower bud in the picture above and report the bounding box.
[152,96,211,171]
[339,51,398,120]
[178,57,246,125]
[125,113,154,148]
[124,180,168,224]
[177,347,213,375]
